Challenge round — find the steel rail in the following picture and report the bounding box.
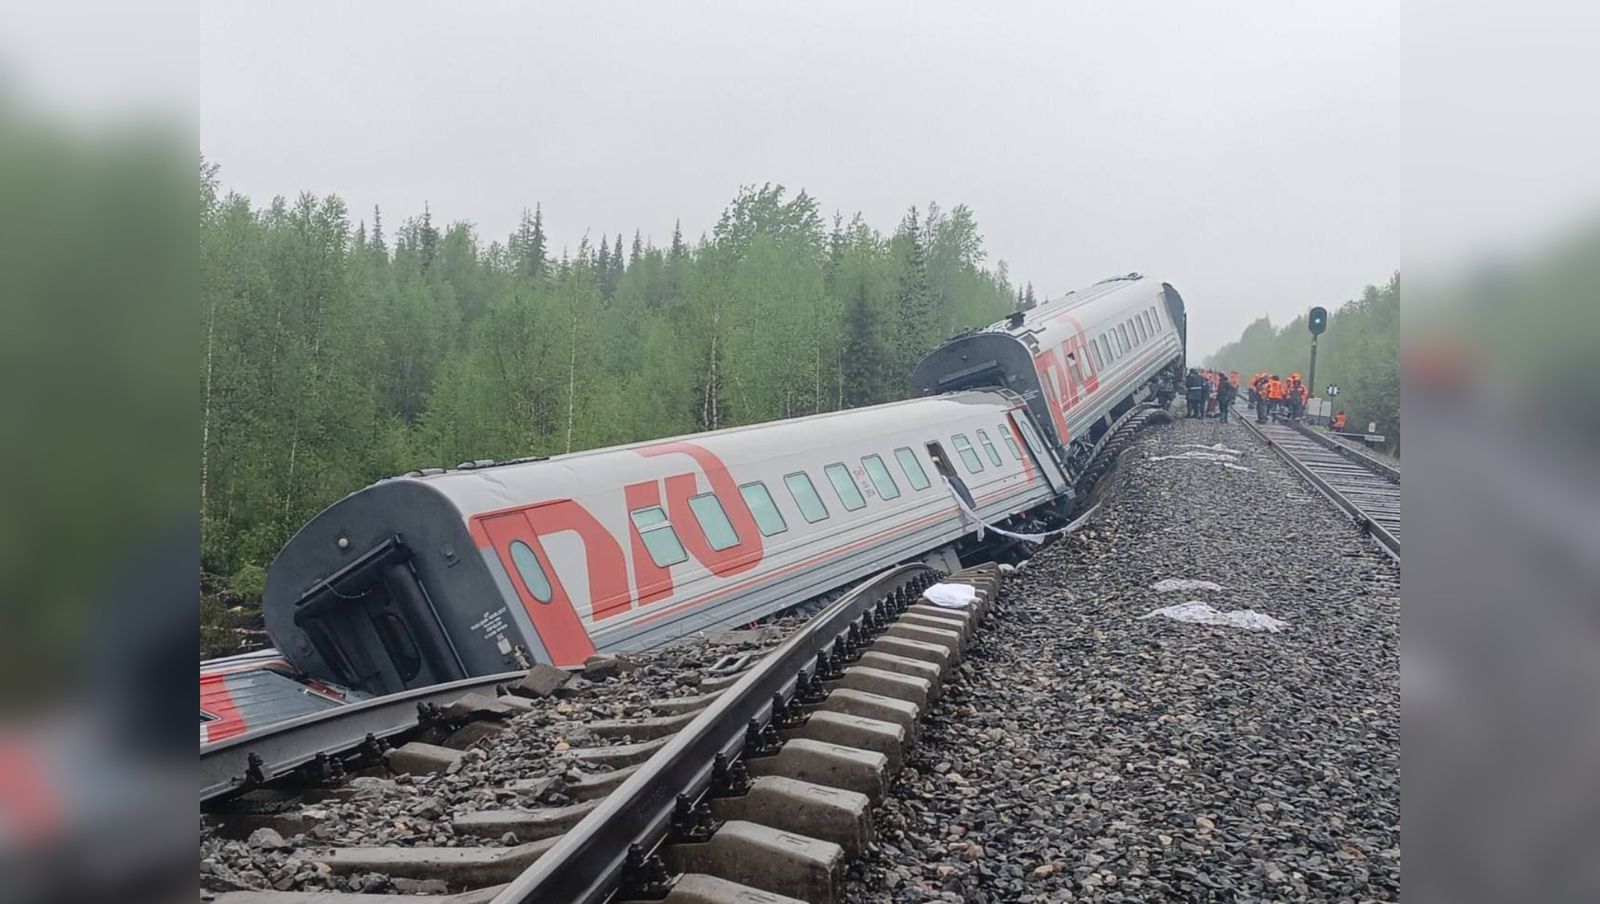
[489,563,932,904]
[1287,420,1401,483]
[1239,416,1401,560]
[200,669,526,803]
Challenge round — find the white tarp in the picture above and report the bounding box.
[1152,578,1224,593]
[1178,443,1244,455]
[922,582,979,609]
[1140,601,1289,633]
[946,477,1098,544]
[1150,451,1241,464]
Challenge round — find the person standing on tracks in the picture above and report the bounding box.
[1332,410,1348,432]
[1215,372,1237,422]
[1263,374,1285,422]
[1285,373,1304,421]
[1185,368,1206,418]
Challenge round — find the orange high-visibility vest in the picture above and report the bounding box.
[1267,379,1285,400]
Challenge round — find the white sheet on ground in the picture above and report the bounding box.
[1140,601,1288,632]
[1178,443,1244,455]
[923,582,979,609]
[1152,578,1224,593]
[1149,451,1244,464]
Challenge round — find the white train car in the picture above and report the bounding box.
[262,390,1067,695]
[253,272,1188,700]
[911,273,1188,481]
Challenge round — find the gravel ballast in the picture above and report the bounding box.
[846,415,1401,903]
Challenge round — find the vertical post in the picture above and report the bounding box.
[1307,334,1319,418]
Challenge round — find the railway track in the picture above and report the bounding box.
[1239,415,1401,559]
[202,562,1003,904]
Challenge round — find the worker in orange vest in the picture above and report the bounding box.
[1262,375,1285,423]
[1285,373,1305,420]
[1332,410,1348,432]
[1249,373,1267,418]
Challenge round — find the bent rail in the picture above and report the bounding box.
[200,670,524,802]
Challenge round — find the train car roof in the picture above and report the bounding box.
[369,389,1020,517]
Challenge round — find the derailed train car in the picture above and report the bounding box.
[251,274,1186,701]
[911,272,1187,484]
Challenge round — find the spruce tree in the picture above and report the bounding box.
[892,207,935,383]
[1023,282,1036,309]
[371,205,387,258]
[630,229,643,267]
[669,219,686,260]
[419,202,439,271]
[529,204,548,277]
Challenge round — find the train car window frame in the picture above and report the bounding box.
[1015,417,1048,458]
[999,424,1024,460]
[1150,305,1162,329]
[783,471,830,523]
[1136,316,1148,342]
[951,434,985,473]
[687,492,742,551]
[1089,340,1104,370]
[738,481,788,536]
[628,507,690,567]
[824,462,868,511]
[893,446,932,490]
[975,429,1004,466]
[1118,324,1131,352]
[860,454,901,500]
[508,539,555,603]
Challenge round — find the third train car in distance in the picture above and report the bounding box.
[259,273,1186,697]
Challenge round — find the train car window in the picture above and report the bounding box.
[1147,307,1160,332]
[861,454,901,500]
[824,462,867,510]
[629,506,690,566]
[784,472,830,523]
[894,446,932,490]
[975,429,1004,466]
[739,482,788,536]
[1136,316,1148,342]
[1118,324,1131,353]
[688,493,741,551]
[999,424,1024,460]
[1089,340,1104,370]
[508,539,555,603]
[951,434,985,473]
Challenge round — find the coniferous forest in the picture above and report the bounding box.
[200,163,1022,640]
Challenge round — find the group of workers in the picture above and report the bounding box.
[1182,368,1239,421]
[1170,367,1350,431]
[1247,371,1337,425]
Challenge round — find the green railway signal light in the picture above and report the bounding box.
[1308,306,1328,336]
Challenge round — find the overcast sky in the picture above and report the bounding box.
[201,1,1398,358]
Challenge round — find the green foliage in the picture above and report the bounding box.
[1205,274,1401,450]
[201,172,1020,601]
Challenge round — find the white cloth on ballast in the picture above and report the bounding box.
[1140,601,1288,633]
[922,582,979,609]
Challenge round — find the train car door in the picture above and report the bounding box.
[477,509,599,666]
[1008,411,1070,495]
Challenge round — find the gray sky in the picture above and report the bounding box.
[201,0,1398,358]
